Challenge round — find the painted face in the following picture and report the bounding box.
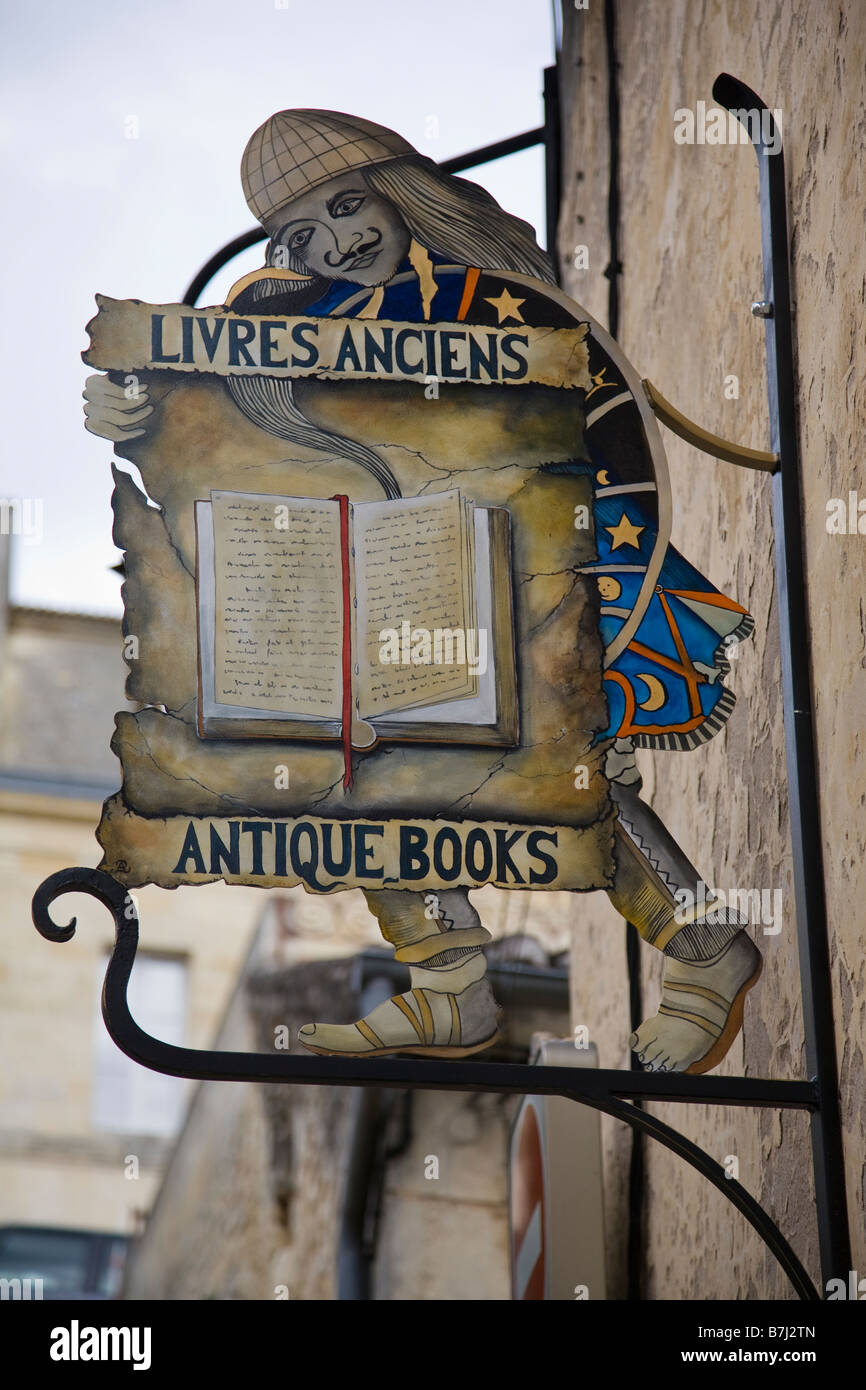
[266,173,411,286]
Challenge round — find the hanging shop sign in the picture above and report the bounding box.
[82,108,760,1069]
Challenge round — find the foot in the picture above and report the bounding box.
[298,977,500,1059]
[630,930,763,1074]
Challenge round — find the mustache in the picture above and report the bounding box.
[324,227,382,268]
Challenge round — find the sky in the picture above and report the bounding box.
[0,0,556,615]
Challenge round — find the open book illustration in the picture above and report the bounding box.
[195,488,517,749]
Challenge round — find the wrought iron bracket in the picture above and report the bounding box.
[31,70,851,1305]
[711,70,852,1296]
[641,377,779,472]
[35,865,821,1300]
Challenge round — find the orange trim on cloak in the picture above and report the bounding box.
[456,267,481,321]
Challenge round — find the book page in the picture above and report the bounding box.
[211,491,343,718]
[377,507,499,727]
[354,490,478,717]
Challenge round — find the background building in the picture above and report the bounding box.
[0,533,579,1301]
[0,537,259,1256]
[0,536,383,1293]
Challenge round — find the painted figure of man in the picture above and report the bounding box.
[85,109,762,1073]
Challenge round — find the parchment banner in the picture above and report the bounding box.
[97,798,615,893]
[84,295,591,390]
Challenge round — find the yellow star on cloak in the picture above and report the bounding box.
[483,287,526,324]
[605,511,645,550]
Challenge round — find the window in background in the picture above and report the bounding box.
[0,1226,128,1300]
[92,952,188,1137]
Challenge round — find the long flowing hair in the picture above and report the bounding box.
[365,156,554,284]
[227,155,555,498]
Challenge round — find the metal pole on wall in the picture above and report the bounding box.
[713,73,852,1290]
[543,64,562,279]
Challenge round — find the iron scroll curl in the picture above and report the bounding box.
[32,865,819,1300]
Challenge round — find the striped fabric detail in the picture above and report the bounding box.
[665,916,744,961]
[658,1003,719,1038]
[356,1019,385,1050]
[632,609,754,751]
[393,925,489,963]
[412,989,435,1045]
[664,979,730,1011]
[449,994,461,1047]
[585,390,632,428]
[422,945,481,968]
[623,879,677,947]
[391,994,425,1043]
[596,481,658,497]
[658,974,731,1040]
[633,687,736,751]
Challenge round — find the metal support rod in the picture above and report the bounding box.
[441,126,545,175]
[183,228,267,310]
[713,73,852,1289]
[642,377,779,471]
[336,971,393,1301]
[543,64,562,276]
[33,869,817,1106]
[32,867,822,1301]
[625,921,644,1301]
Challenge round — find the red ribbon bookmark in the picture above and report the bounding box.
[331,494,354,790]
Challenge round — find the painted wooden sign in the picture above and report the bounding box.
[84,109,761,1068]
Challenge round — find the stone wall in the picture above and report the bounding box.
[558,0,865,1298]
[0,608,134,787]
[122,926,572,1300]
[122,956,359,1301]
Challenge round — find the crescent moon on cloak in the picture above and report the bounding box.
[596,469,611,485]
[636,673,666,711]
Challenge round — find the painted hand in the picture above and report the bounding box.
[83,373,153,442]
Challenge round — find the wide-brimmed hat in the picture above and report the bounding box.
[241,109,416,223]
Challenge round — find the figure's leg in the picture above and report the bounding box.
[605,739,763,1074]
[297,889,501,1057]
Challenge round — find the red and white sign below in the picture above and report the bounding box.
[510,1100,546,1299]
[508,1040,608,1301]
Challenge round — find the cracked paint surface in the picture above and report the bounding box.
[101,366,615,889]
